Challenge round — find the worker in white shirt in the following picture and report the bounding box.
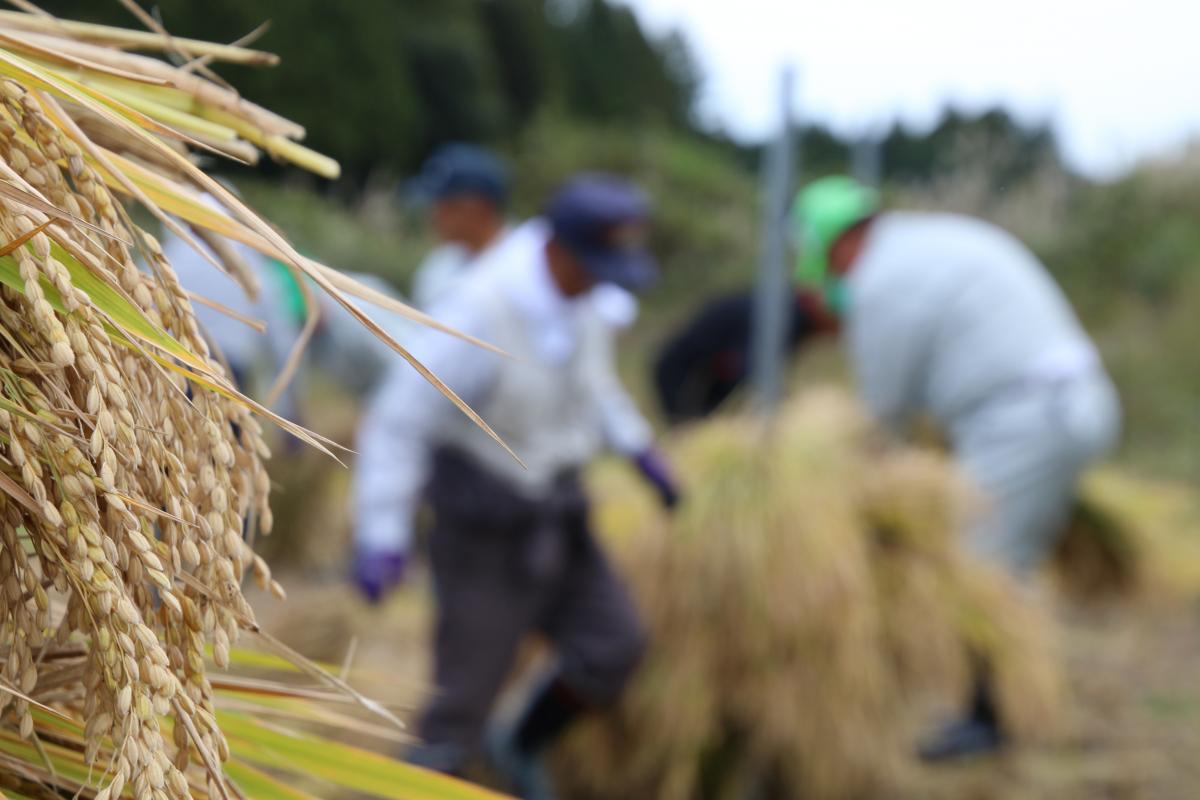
[791,176,1121,761]
[353,174,678,798]
[408,144,511,310]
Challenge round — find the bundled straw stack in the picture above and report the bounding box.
[1054,467,1200,602]
[0,10,472,800]
[563,389,1062,800]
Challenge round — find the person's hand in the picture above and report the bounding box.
[633,448,681,510]
[352,545,408,604]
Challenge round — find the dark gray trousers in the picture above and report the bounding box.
[416,448,645,759]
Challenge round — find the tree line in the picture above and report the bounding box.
[50,0,1063,187]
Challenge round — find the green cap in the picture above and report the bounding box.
[791,175,879,288]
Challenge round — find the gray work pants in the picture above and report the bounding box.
[416,448,645,761]
[953,371,1122,578]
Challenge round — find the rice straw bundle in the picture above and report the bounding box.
[0,8,488,800]
[1054,468,1200,602]
[562,388,1062,800]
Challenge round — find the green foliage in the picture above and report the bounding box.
[43,1,1059,196]
[235,179,431,283]
[1034,166,1200,479]
[552,0,697,128]
[44,0,698,179]
[1047,171,1200,314]
[796,108,1062,187]
[881,108,1060,187]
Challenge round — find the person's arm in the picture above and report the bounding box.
[586,322,651,456]
[589,326,680,508]
[352,299,497,600]
[653,292,751,422]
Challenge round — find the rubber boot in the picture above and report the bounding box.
[487,673,585,800]
[918,670,1005,763]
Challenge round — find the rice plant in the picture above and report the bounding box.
[0,9,499,800]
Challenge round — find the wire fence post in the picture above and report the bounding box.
[751,67,797,415]
[852,131,883,187]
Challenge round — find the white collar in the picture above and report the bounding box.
[502,221,583,363]
[503,222,574,315]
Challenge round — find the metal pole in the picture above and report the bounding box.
[852,132,882,187]
[751,67,796,414]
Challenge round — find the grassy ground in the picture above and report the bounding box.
[911,601,1200,800]
[246,557,1200,799]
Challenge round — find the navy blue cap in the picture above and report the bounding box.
[545,173,657,291]
[409,144,508,207]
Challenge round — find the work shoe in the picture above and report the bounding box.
[485,722,557,800]
[917,716,1005,763]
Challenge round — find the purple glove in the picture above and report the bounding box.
[352,546,407,604]
[633,448,681,510]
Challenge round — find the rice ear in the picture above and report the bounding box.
[0,10,478,799]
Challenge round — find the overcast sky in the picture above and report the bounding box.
[618,0,1200,178]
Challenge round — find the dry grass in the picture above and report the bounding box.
[1055,468,1200,603]
[556,388,1062,800]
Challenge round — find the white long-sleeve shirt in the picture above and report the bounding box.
[410,242,473,310]
[354,220,653,554]
[846,211,1101,435]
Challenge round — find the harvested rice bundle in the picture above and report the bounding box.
[1054,468,1200,603]
[562,388,1062,800]
[859,447,1063,742]
[0,9,477,800]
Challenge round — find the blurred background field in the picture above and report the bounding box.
[45,0,1200,478]
[243,139,1200,483]
[42,0,1200,797]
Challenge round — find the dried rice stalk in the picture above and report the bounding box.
[0,8,468,800]
[1054,468,1200,603]
[562,388,1062,800]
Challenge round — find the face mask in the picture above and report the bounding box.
[825,278,849,316]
